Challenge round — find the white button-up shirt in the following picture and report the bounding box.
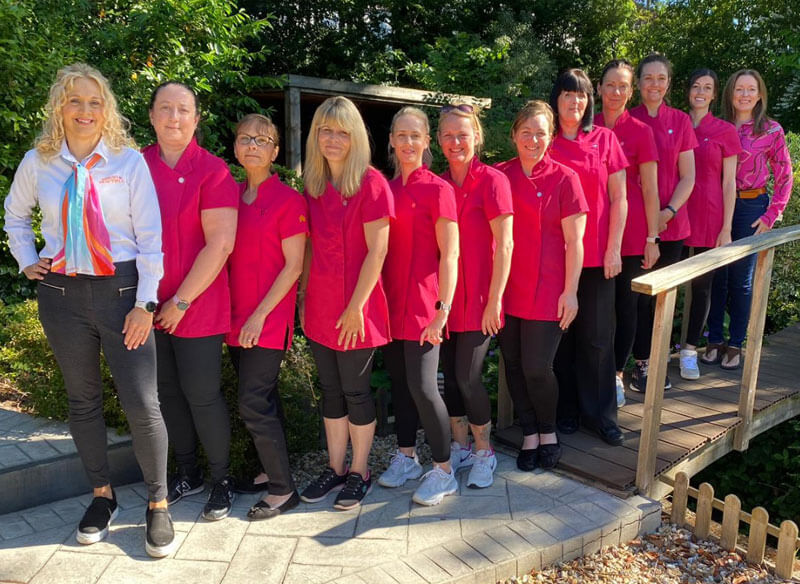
[4,140,163,303]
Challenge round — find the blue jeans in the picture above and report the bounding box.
[707,194,769,348]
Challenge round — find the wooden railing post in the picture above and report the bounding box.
[285,86,302,173]
[734,248,775,451]
[496,352,514,430]
[635,287,677,497]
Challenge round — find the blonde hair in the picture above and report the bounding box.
[511,100,555,139]
[437,104,485,155]
[303,96,370,198]
[35,63,134,160]
[722,69,770,136]
[388,106,433,176]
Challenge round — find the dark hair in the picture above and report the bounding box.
[549,68,594,133]
[722,69,771,135]
[148,81,199,113]
[636,53,673,82]
[687,68,720,111]
[600,59,635,85]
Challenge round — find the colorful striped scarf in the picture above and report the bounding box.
[51,153,115,276]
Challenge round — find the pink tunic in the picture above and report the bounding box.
[630,103,698,242]
[550,125,628,267]
[686,114,743,247]
[383,166,458,341]
[304,167,395,350]
[143,138,239,338]
[226,176,308,349]
[496,156,588,321]
[440,157,514,333]
[594,110,659,256]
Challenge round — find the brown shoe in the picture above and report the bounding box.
[700,343,726,365]
[720,346,742,370]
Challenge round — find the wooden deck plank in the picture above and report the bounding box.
[617,410,709,451]
[623,396,736,438]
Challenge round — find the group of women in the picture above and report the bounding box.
[3,54,792,555]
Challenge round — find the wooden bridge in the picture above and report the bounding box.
[496,224,800,500]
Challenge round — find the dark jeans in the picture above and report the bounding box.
[309,341,376,425]
[155,331,231,482]
[685,246,714,347]
[555,267,617,431]
[708,195,770,348]
[383,340,450,463]
[615,255,644,371]
[229,346,295,496]
[441,331,492,426]
[498,317,562,435]
[633,240,684,360]
[37,261,168,502]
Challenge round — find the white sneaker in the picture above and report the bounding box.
[466,449,497,488]
[680,349,700,380]
[412,466,458,506]
[616,375,626,407]
[377,451,423,487]
[449,442,474,473]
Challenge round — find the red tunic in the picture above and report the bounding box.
[383,166,458,341]
[496,156,588,321]
[226,176,308,349]
[550,126,628,268]
[440,157,514,333]
[143,138,239,338]
[594,110,659,257]
[630,103,699,242]
[304,167,395,350]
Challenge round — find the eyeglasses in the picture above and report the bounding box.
[440,104,475,115]
[237,134,275,147]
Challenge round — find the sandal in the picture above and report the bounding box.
[720,346,742,370]
[700,342,726,365]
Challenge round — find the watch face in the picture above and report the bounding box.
[145,301,157,313]
[177,300,190,311]
[435,301,443,310]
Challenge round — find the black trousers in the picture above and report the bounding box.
[498,317,562,435]
[309,341,376,425]
[685,246,714,347]
[632,240,684,360]
[441,331,492,427]
[555,267,617,431]
[615,255,644,371]
[155,331,231,482]
[383,340,450,463]
[37,261,168,502]
[229,346,295,496]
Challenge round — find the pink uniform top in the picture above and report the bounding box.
[226,176,309,349]
[550,125,628,267]
[735,119,794,228]
[143,138,239,338]
[685,114,743,247]
[383,166,458,340]
[304,167,395,351]
[630,103,698,242]
[440,157,514,333]
[594,110,659,256]
[496,156,588,321]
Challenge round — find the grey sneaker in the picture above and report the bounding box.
[377,451,423,488]
[412,466,458,506]
[466,449,497,488]
[616,375,626,407]
[680,349,700,380]
[449,442,474,473]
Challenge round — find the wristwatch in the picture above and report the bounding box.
[646,236,661,244]
[172,296,191,311]
[435,300,452,312]
[134,300,157,313]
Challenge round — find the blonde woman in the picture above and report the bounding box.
[4,63,175,557]
[299,96,394,510]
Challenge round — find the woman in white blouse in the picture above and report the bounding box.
[3,63,175,558]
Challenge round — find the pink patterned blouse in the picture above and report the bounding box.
[735,119,793,227]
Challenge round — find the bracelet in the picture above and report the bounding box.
[665,204,678,217]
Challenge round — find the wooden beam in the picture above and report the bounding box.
[285,87,302,173]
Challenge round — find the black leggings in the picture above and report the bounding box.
[498,317,562,435]
[156,331,231,482]
[309,341,376,425]
[615,255,644,371]
[633,240,684,361]
[383,340,450,463]
[441,331,492,427]
[685,246,714,347]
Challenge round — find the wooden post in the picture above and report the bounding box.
[747,506,769,564]
[734,248,775,451]
[775,520,799,579]
[635,287,677,496]
[496,352,513,430]
[720,494,742,551]
[671,472,689,526]
[695,482,714,539]
[284,87,302,173]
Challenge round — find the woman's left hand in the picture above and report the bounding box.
[603,248,622,279]
[336,305,365,350]
[715,228,732,247]
[481,300,502,336]
[155,300,186,334]
[123,308,154,350]
[238,312,267,348]
[420,311,448,346]
[751,218,771,235]
[557,291,578,331]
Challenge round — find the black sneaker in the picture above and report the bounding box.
[333,472,372,510]
[631,360,671,393]
[76,492,118,544]
[145,507,176,558]
[166,472,205,505]
[299,467,347,503]
[202,477,235,521]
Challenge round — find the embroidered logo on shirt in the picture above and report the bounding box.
[98,175,124,184]
[299,215,306,222]
[668,129,674,134]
